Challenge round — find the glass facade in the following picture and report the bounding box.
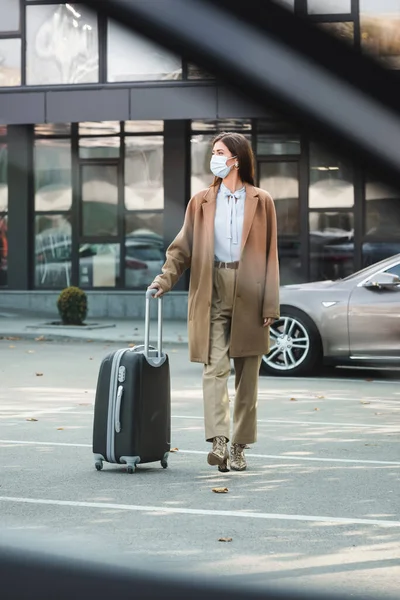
[0,2,400,296]
[360,0,400,68]
[32,122,165,290]
[26,3,98,85]
[107,20,181,82]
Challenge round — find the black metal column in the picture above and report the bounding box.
[7,124,34,290]
[163,120,190,291]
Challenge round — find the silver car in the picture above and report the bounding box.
[261,254,400,376]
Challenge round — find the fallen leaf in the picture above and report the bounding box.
[35,336,45,341]
[6,336,20,340]
[170,447,179,452]
[36,373,43,377]
[317,395,325,399]
[314,407,320,411]
[87,340,93,343]
[57,427,64,430]
[360,401,371,405]
[290,397,297,401]
[212,487,229,494]
[26,418,38,422]
[128,344,135,348]
[218,537,232,542]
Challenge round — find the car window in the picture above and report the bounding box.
[127,245,163,261]
[385,263,400,278]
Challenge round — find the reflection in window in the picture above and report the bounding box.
[318,22,354,44]
[259,161,299,235]
[257,134,300,155]
[79,122,120,136]
[0,142,7,287]
[273,0,295,10]
[308,0,351,13]
[361,1,400,68]
[125,224,164,289]
[125,121,163,133]
[0,39,21,86]
[362,242,400,268]
[26,4,98,84]
[79,243,119,288]
[82,164,119,237]
[0,0,20,32]
[309,143,354,208]
[309,211,354,281]
[34,140,72,212]
[125,136,163,210]
[278,240,305,285]
[79,137,120,159]
[191,120,251,132]
[35,123,71,136]
[107,20,181,81]
[187,64,215,80]
[365,180,400,237]
[34,215,72,288]
[191,135,213,194]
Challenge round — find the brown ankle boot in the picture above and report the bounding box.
[230,443,247,471]
[207,436,228,466]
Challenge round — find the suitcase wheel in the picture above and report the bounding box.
[127,465,135,474]
[95,460,103,471]
[161,452,169,469]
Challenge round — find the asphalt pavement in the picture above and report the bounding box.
[0,338,399,599]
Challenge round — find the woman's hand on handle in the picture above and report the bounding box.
[147,283,163,299]
[263,317,275,328]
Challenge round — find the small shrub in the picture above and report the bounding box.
[57,286,88,326]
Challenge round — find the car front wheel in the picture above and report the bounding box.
[260,308,322,377]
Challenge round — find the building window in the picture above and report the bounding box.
[0,135,7,287]
[34,138,72,289]
[307,0,351,14]
[0,38,21,86]
[0,0,20,32]
[26,4,99,85]
[0,0,21,87]
[362,179,400,266]
[124,135,164,289]
[309,142,354,281]
[318,22,354,44]
[107,20,181,82]
[360,1,400,68]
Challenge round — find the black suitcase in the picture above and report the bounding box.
[92,290,171,473]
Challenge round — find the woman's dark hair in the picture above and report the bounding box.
[211,132,255,187]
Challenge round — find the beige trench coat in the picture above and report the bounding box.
[152,183,280,364]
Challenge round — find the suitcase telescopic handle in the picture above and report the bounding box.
[145,288,163,359]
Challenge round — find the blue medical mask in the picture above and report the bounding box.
[210,155,237,179]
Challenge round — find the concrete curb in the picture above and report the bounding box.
[0,331,189,345]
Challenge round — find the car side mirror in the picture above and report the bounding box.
[363,272,400,290]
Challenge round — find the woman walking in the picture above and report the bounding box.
[149,132,280,472]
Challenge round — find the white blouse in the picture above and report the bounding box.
[214,182,246,262]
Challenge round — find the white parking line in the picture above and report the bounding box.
[0,496,399,528]
[0,407,78,420]
[0,439,399,465]
[172,416,399,429]
[3,409,396,430]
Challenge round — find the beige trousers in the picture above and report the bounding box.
[203,267,262,444]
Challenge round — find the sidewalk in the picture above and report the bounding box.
[0,309,188,346]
